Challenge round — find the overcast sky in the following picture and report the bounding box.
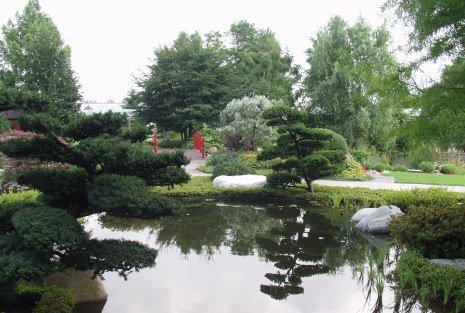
[0,0,415,102]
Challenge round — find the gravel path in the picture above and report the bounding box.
[183,150,211,177]
[314,170,465,192]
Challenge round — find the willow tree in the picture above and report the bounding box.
[304,16,408,151]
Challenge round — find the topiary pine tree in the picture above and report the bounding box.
[0,111,190,297]
[257,105,348,192]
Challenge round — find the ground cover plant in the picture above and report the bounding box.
[395,250,465,313]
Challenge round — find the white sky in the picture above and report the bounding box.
[0,0,420,102]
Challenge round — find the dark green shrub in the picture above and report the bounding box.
[158,139,184,148]
[120,122,149,143]
[0,116,11,131]
[75,136,190,186]
[65,111,127,140]
[145,195,182,217]
[418,161,435,173]
[441,164,459,175]
[212,158,255,179]
[352,149,371,166]
[393,165,408,172]
[372,163,392,172]
[206,151,238,167]
[17,168,89,211]
[88,174,180,218]
[18,113,64,135]
[384,188,461,212]
[396,250,465,313]
[17,284,76,313]
[266,172,302,188]
[391,205,465,258]
[88,174,149,217]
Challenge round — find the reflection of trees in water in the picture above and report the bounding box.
[97,200,436,312]
[99,201,281,257]
[256,206,340,300]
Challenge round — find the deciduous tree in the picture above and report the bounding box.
[0,0,80,117]
[135,32,229,141]
[227,21,299,103]
[304,16,407,151]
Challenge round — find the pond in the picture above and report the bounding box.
[82,199,423,313]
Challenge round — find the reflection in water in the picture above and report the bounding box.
[86,200,426,313]
[256,207,336,300]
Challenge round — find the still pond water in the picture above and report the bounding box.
[83,199,422,313]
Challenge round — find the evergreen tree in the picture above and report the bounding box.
[258,105,348,192]
[0,112,189,297]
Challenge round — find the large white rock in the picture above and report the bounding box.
[350,207,379,223]
[353,205,403,234]
[212,175,267,188]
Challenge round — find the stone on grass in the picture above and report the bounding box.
[212,175,267,188]
[352,205,403,234]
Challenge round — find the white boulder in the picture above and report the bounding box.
[352,205,403,234]
[350,207,379,223]
[212,175,267,188]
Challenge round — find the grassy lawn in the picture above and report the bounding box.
[385,171,465,186]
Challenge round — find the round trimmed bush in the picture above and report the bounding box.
[211,158,255,179]
[441,164,459,175]
[418,161,435,173]
[393,165,408,172]
[372,163,392,172]
[206,151,238,167]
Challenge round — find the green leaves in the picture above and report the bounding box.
[65,112,128,140]
[0,0,80,116]
[67,239,157,280]
[136,32,229,139]
[384,0,465,60]
[218,95,275,151]
[259,105,348,191]
[304,16,405,150]
[11,206,84,252]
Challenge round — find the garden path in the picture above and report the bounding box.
[169,149,465,192]
[183,149,211,177]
